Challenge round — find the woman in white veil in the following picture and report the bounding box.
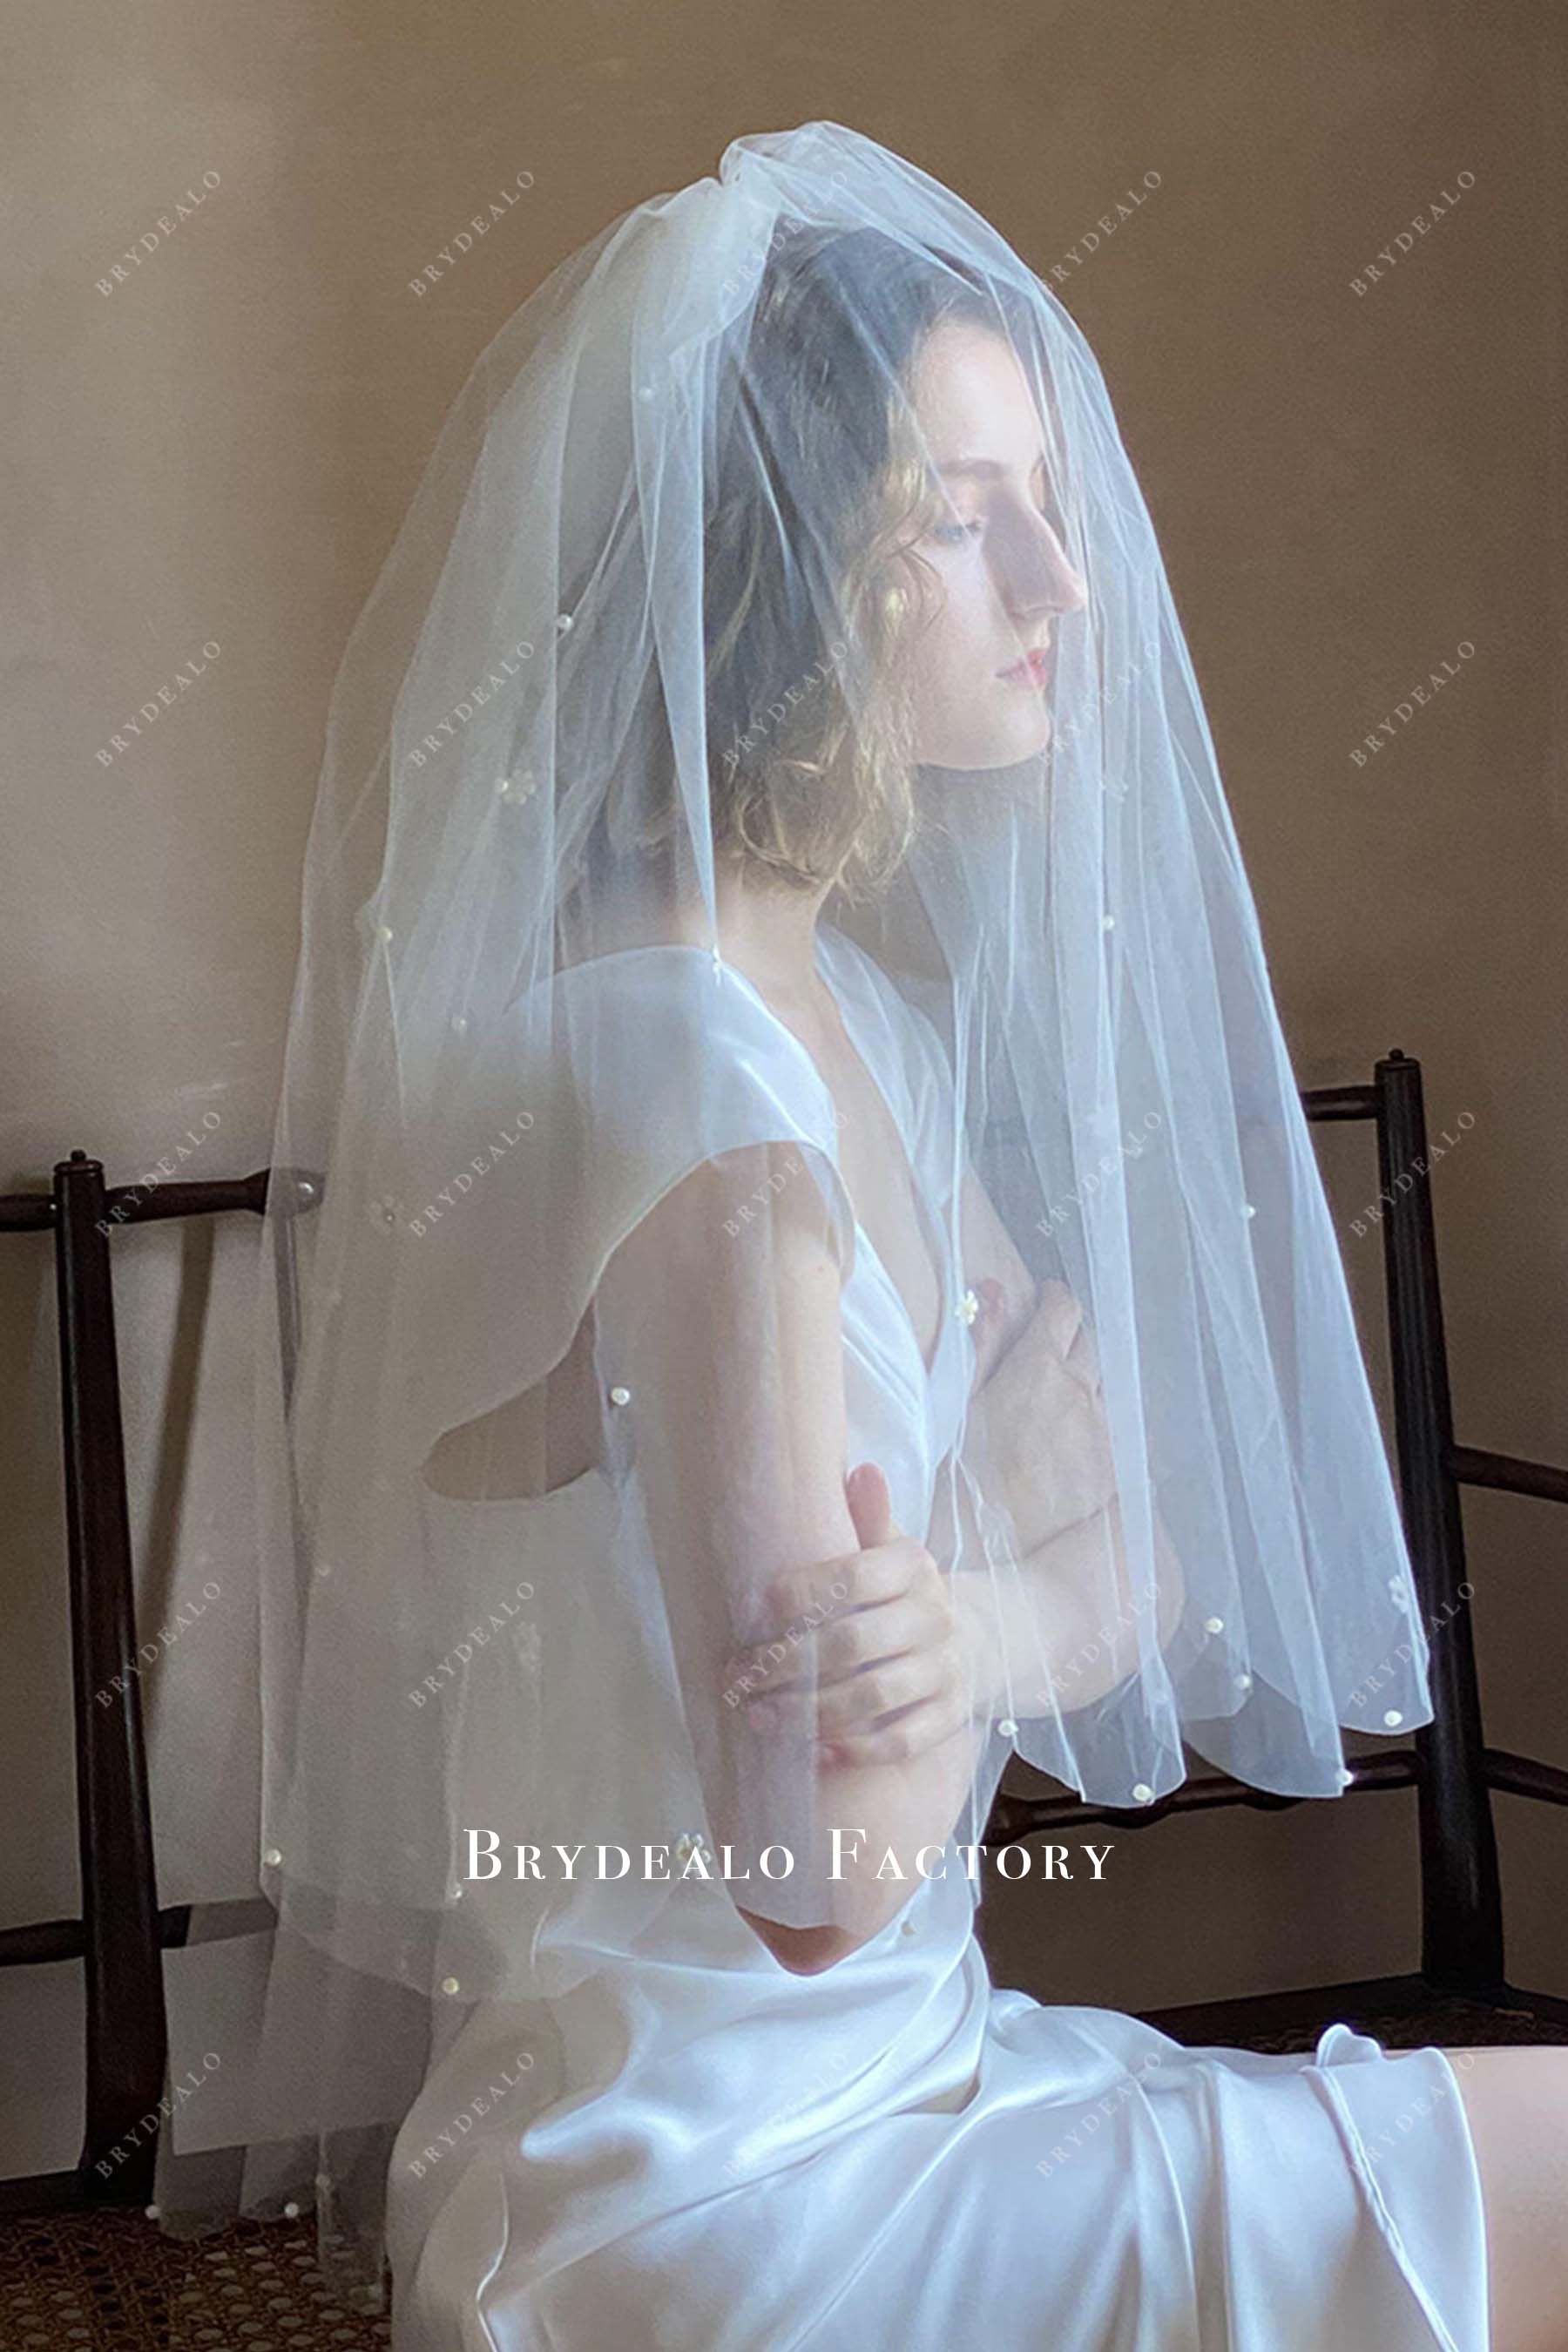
[184,119,1568,2349]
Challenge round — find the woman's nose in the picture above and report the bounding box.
[1004,510,1088,623]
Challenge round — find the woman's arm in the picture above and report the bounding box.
[950,1162,1187,1714]
[958,1163,1039,1387]
[596,1140,992,1975]
[950,1486,1187,1722]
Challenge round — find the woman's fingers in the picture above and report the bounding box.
[727,1570,938,1716]
[744,1585,949,1731]
[725,1462,966,1757]
[990,1281,1079,1389]
[810,1585,947,1686]
[845,1459,898,1549]
[808,1644,949,1737]
[820,1675,975,1769]
[1063,1314,1104,1397]
[759,1525,928,1641]
[967,1275,1013,1387]
[739,1681,816,1739]
[720,1538,916,1711]
[965,1278,1119,1557]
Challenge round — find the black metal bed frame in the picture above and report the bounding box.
[1,1046,1565,2220]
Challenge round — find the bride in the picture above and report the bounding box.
[231,122,1565,2349]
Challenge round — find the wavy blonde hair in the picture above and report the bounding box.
[612,227,1014,905]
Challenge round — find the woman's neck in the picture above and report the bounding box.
[645,863,834,1014]
[576,855,838,1016]
[714,868,833,1008]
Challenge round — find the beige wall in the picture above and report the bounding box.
[2,0,1562,2173]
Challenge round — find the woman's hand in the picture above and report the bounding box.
[965,1277,1119,1558]
[723,1463,992,1769]
[967,1274,1017,1388]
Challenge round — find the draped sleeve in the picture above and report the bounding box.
[402,944,858,1472]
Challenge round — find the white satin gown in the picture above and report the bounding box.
[386,926,1491,2351]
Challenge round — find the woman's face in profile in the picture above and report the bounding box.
[897,318,1088,772]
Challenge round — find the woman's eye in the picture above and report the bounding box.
[929,516,983,546]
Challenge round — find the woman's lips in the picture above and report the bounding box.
[998,645,1052,686]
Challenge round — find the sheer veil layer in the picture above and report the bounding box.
[162,121,1432,2308]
